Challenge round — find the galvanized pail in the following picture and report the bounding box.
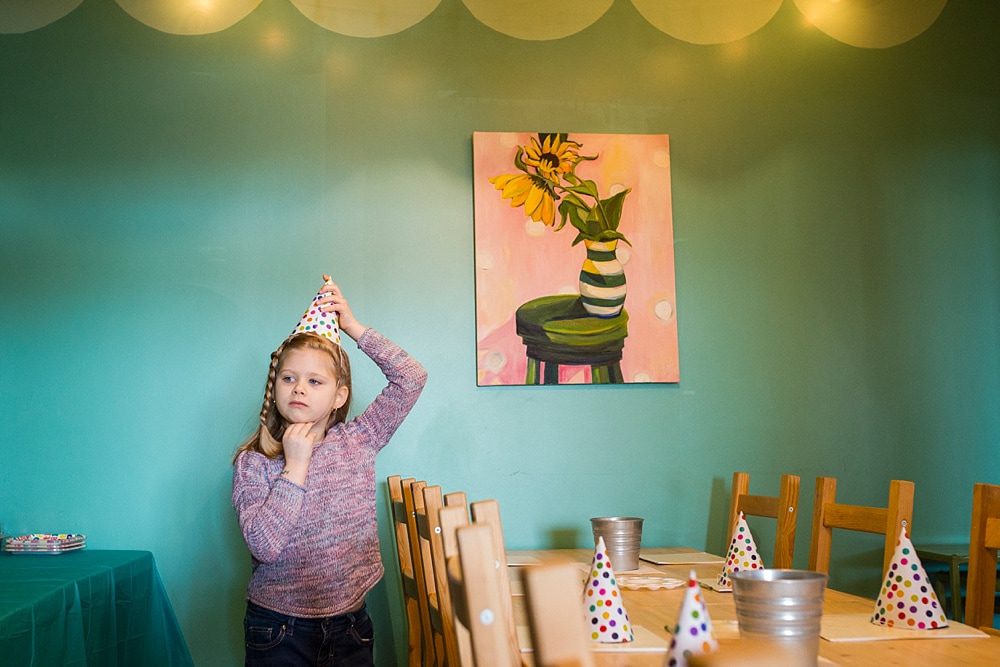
[590,516,643,571]
[731,569,828,666]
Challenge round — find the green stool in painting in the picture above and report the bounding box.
[515,295,629,384]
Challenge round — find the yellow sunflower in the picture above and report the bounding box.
[489,172,556,226]
[522,134,582,184]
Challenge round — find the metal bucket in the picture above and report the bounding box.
[731,569,827,666]
[590,516,643,571]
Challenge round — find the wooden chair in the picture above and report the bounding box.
[439,504,474,666]
[417,484,461,666]
[403,479,437,666]
[469,500,521,661]
[965,482,1000,631]
[521,560,595,667]
[449,522,519,666]
[727,472,800,569]
[445,490,468,510]
[388,475,423,667]
[808,477,914,576]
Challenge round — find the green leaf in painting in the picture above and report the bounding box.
[598,229,631,246]
[599,189,630,230]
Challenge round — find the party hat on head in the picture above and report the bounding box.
[870,525,948,629]
[291,276,340,345]
[665,570,718,667]
[717,512,764,589]
[583,536,633,643]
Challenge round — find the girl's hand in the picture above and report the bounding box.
[318,275,367,340]
[280,421,319,486]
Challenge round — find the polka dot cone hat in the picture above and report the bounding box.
[291,277,341,346]
[717,512,764,589]
[870,525,949,629]
[665,570,718,667]
[583,536,633,643]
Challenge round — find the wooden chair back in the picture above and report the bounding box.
[727,472,800,569]
[808,477,914,576]
[445,491,468,509]
[469,500,521,661]
[521,560,595,667]
[439,504,473,665]
[388,475,423,667]
[403,479,437,666]
[965,482,1000,630]
[418,484,461,666]
[450,522,519,667]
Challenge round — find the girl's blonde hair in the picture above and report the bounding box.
[234,333,352,461]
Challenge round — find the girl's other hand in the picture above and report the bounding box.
[318,275,367,340]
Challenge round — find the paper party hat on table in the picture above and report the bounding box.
[717,512,764,589]
[291,277,340,345]
[665,570,718,667]
[583,536,633,643]
[870,526,948,629]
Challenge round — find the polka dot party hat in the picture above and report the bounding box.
[717,512,764,590]
[870,525,948,629]
[291,276,341,345]
[666,570,718,667]
[583,536,633,643]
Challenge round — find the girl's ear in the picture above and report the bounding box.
[333,384,349,410]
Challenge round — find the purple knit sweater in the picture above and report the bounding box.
[232,328,427,617]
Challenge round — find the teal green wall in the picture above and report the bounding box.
[2,1,998,664]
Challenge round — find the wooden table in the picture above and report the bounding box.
[508,548,1000,666]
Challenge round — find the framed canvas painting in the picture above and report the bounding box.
[473,131,679,386]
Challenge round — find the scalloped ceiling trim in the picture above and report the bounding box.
[794,0,948,49]
[630,0,783,45]
[115,0,262,36]
[0,0,83,35]
[290,0,440,38]
[4,0,948,48]
[461,0,613,41]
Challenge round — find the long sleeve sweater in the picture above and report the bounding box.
[232,328,427,617]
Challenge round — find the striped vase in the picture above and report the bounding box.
[579,239,626,317]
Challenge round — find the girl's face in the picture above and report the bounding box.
[274,348,349,428]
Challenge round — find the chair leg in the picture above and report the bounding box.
[525,357,541,384]
[949,557,963,622]
[543,361,559,384]
[608,362,624,383]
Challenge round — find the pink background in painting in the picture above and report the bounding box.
[473,132,679,385]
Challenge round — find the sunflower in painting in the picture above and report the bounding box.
[489,172,556,225]
[490,132,631,245]
[521,134,582,184]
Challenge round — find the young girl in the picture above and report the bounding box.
[232,276,427,666]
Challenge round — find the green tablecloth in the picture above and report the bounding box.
[0,549,193,666]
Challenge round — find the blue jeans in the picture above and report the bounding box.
[244,600,375,666]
